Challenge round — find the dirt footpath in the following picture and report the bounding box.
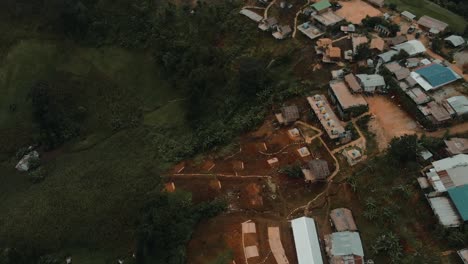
[366,96,421,151]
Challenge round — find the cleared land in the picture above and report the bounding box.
[336,0,382,24]
[366,96,421,151]
[386,0,467,33]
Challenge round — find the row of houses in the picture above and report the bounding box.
[419,154,468,227]
[291,208,364,264]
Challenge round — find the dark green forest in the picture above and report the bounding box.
[0,0,307,263]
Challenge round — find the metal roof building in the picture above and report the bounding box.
[325,231,364,264]
[239,9,263,22]
[445,138,468,155]
[447,96,468,116]
[412,63,459,91]
[417,15,448,33]
[445,35,466,47]
[312,0,331,12]
[330,208,358,232]
[401,11,416,21]
[329,81,368,110]
[356,74,386,93]
[291,217,324,264]
[427,195,462,227]
[448,185,468,222]
[433,154,468,172]
[393,40,426,56]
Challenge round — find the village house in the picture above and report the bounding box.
[258,17,278,31]
[344,74,362,93]
[298,22,325,40]
[291,217,324,264]
[302,159,330,182]
[343,147,363,166]
[311,0,344,29]
[351,35,368,55]
[406,87,431,105]
[444,35,466,48]
[240,9,263,23]
[355,74,386,93]
[370,37,385,53]
[387,35,408,46]
[418,101,453,125]
[324,231,365,264]
[328,81,368,120]
[308,94,351,143]
[424,154,468,193]
[384,62,411,81]
[417,15,448,34]
[446,96,468,117]
[445,138,468,155]
[401,10,416,21]
[276,105,300,125]
[273,25,292,39]
[330,208,358,232]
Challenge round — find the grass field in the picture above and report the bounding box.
[386,0,467,33]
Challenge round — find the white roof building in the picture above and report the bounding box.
[291,217,324,264]
[427,196,462,227]
[401,11,416,20]
[447,96,468,116]
[393,40,426,56]
[239,9,263,22]
[426,154,468,192]
[445,35,466,47]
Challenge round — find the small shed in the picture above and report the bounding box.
[445,138,468,155]
[259,17,278,31]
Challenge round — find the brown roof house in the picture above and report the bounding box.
[417,15,448,34]
[370,37,385,52]
[276,105,300,125]
[330,208,358,232]
[445,138,468,155]
[387,35,408,46]
[328,80,368,120]
[302,159,330,182]
[344,74,362,93]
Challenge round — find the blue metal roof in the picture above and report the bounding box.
[448,185,468,221]
[415,64,458,88]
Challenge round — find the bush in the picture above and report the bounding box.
[279,164,303,179]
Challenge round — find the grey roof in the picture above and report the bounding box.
[401,11,416,20]
[356,74,386,87]
[291,217,324,264]
[330,208,357,232]
[427,196,462,227]
[328,232,364,257]
[445,35,465,47]
[239,9,263,22]
[308,159,330,180]
[378,50,398,63]
[394,67,411,80]
[405,76,418,87]
[406,87,430,105]
[281,105,300,123]
[447,96,468,116]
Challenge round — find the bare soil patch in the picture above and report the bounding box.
[366,96,421,151]
[336,0,382,24]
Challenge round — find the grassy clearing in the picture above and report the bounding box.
[387,0,467,33]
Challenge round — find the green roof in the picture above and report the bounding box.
[448,185,468,221]
[312,0,331,11]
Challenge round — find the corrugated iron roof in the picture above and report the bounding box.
[428,196,462,227]
[447,96,468,116]
[415,63,458,89]
[448,185,468,221]
[291,217,324,264]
